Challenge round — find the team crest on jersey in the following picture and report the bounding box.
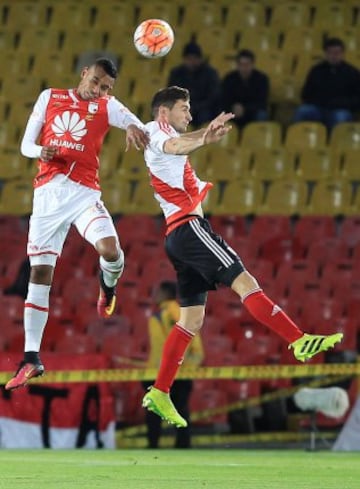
[51,111,87,141]
[88,102,99,114]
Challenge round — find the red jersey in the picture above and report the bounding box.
[21,88,144,190]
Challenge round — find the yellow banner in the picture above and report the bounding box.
[0,363,358,385]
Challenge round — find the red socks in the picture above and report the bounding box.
[243,290,303,344]
[154,324,194,393]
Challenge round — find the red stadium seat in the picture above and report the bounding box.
[340,217,360,247]
[259,234,305,266]
[190,388,228,424]
[293,216,336,248]
[306,238,350,265]
[248,215,292,243]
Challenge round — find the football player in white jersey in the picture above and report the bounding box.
[142,86,343,427]
[6,58,149,390]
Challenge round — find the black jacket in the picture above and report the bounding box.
[221,69,269,114]
[301,60,360,110]
[168,62,220,115]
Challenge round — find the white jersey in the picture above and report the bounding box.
[144,120,212,230]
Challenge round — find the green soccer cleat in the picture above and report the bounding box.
[289,332,344,362]
[142,387,188,428]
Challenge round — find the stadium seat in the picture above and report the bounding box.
[296,148,339,181]
[248,215,292,242]
[239,27,279,53]
[256,50,293,83]
[340,149,360,180]
[294,216,337,247]
[270,75,302,105]
[101,179,133,215]
[117,150,148,180]
[270,2,311,29]
[285,122,328,154]
[0,179,34,215]
[216,179,264,215]
[251,148,295,181]
[196,27,236,59]
[93,2,137,30]
[307,238,350,265]
[17,28,61,53]
[208,215,247,240]
[4,1,48,29]
[259,233,305,266]
[340,217,360,247]
[241,122,282,150]
[0,146,28,180]
[330,123,360,152]
[181,2,222,29]
[206,147,251,182]
[130,180,162,215]
[305,180,353,216]
[260,180,308,215]
[282,28,323,56]
[190,388,228,424]
[55,332,98,354]
[30,51,75,78]
[312,2,354,29]
[225,2,266,30]
[48,1,91,29]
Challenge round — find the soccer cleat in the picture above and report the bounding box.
[97,271,116,318]
[289,332,344,362]
[142,387,188,428]
[5,361,44,390]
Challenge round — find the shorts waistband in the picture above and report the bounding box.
[166,214,201,235]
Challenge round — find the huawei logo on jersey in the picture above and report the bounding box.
[51,111,87,141]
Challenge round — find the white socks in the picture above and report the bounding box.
[24,283,50,352]
[100,250,124,287]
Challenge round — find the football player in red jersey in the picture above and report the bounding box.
[6,58,149,390]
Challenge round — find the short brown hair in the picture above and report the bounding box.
[151,86,190,117]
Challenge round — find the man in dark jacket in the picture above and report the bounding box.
[167,41,220,127]
[221,49,269,128]
[294,37,360,131]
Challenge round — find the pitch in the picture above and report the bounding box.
[0,449,358,489]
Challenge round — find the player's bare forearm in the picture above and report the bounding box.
[163,131,207,155]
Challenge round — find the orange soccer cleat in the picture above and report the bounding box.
[97,271,117,318]
[5,361,44,390]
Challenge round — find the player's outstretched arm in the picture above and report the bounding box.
[163,112,234,155]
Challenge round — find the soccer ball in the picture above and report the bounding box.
[133,19,174,58]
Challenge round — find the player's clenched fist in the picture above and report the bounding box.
[40,145,57,162]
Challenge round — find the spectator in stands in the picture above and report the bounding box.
[143,281,204,448]
[221,49,269,129]
[167,41,220,127]
[293,37,360,131]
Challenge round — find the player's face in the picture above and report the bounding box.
[167,99,192,133]
[77,66,115,100]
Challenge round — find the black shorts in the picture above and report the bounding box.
[165,217,245,304]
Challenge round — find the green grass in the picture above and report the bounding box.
[0,449,358,489]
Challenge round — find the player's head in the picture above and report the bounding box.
[182,41,203,70]
[323,37,345,65]
[236,49,255,79]
[151,86,192,133]
[77,58,118,100]
[155,281,177,304]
